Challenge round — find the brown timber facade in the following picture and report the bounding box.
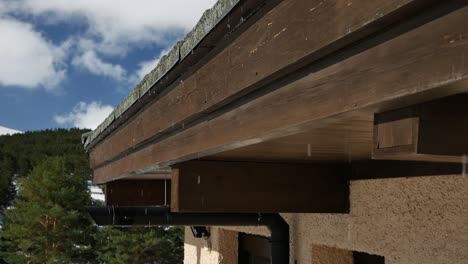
[83,0,468,263]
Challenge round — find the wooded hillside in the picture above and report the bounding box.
[0,129,183,264]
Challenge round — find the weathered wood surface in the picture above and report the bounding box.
[170,161,349,213]
[375,118,418,149]
[89,0,432,168]
[373,95,468,162]
[105,180,170,206]
[84,0,280,151]
[93,5,468,183]
[210,113,374,162]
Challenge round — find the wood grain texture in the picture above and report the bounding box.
[373,94,468,162]
[210,113,374,163]
[170,169,179,211]
[89,0,425,168]
[170,161,349,213]
[376,118,417,149]
[93,6,468,183]
[105,180,170,206]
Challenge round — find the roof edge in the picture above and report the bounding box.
[83,0,241,149]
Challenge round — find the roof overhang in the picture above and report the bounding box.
[84,1,468,186]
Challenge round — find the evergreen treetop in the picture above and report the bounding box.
[0,157,98,264]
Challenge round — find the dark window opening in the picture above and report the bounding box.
[353,251,385,264]
[311,244,385,264]
[238,233,271,264]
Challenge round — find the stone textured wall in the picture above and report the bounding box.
[184,175,468,264]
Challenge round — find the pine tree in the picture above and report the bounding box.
[0,157,98,263]
[0,129,184,263]
[97,226,184,264]
[0,155,15,208]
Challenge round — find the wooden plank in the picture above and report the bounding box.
[376,118,417,149]
[170,161,349,213]
[209,113,374,163]
[373,94,468,162]
[89,0,431,168]
[93,6,468,183]
[105,180,170,206]
[170,169,179,212]
[84,0,279,151]
[373,117,419,157]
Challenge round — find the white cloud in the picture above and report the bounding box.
[54,101,114,129]
[1,0,217,90]
[72,51,126,80]
[5,0,217,55]
[0,126,22,136]
[0,18,68,89]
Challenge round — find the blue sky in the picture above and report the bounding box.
[0,0,216,132]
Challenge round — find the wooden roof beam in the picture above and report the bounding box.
[89,0,446,169]
[170,160,349,213]
[102,160,464,208]
[92,5,468,183]
[105,179,170,207]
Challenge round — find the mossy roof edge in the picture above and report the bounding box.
[83,0,240,150]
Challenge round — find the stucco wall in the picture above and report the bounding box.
[311,245,353,264]
[184,175,468,264]
[184,227,238,264]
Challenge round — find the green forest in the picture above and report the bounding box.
[0,129,183,263]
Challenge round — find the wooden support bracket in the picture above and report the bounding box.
[373,94,468,163]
